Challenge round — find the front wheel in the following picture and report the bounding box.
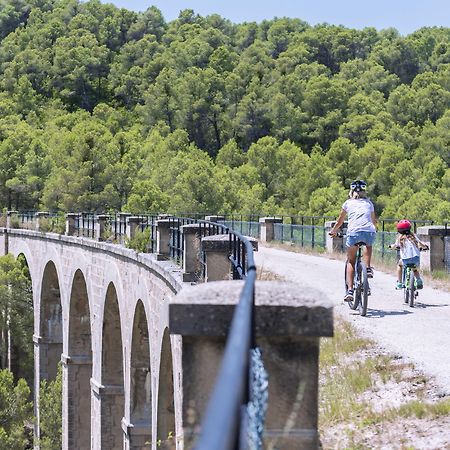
[408,269,415,308]
[345,260,359,310]
[358,262,369,316]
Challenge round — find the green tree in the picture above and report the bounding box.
[0,369,32,448]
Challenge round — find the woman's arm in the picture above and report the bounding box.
[329,209,347,236]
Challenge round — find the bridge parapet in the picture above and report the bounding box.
[170,280,333,450]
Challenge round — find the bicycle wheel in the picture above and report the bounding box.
[345,260,359,310]
[408,269,415,308]
[403,268,409,304]
[358,261,369,316]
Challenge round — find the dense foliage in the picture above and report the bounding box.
[0,0,448,221]
[0,369,32,448]
[0,254,33,384]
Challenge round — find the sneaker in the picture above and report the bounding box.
[367,267,374,278]
[396,281,404,290]
[344,289,354,302]
[416,278,423,290]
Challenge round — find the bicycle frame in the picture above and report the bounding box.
[345,243,370,316]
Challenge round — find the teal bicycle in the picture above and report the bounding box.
[391,246,428,308]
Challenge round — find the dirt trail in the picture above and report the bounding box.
[255,245,450,393]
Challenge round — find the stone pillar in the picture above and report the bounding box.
[204,215,225,223]
[156,219,172,260]
[325,221,347,253]
[259,217,283,242]
[95,215,109,241]
[201,234,231,281]
[416,226,449,272]
[126,216,145,241]
[65,213,78,236]
[61,354,93,450]
[170,280,333,450]
[181,223,203,282]
[6,210,18,229]
[35,211,50,231]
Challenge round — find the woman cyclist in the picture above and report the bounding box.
[329,180,377,302]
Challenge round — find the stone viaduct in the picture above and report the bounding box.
[0,215,334,450]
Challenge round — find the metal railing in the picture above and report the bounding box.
[193,230,261,450]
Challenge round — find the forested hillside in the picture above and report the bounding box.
[0,0,449,220]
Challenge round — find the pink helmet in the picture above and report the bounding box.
[396,219,411,233]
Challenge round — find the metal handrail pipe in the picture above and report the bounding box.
[193,238,256,450]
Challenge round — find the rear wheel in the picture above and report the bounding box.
[359,262,369,316]
[408,269,415,308]
[345,260,359,310]
[403,268,409,304]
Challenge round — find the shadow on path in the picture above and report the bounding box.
[362,308,414,318]
[411,302,449,309]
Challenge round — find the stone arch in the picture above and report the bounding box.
[67,269,92,449]
[101,282,124,449]
[39,260,62,381]
[129,300,151,449]
[157,328,175,449]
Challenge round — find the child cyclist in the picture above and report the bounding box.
[389,220,429,289]
[329,180,377,302]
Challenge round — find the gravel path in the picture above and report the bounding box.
[255,245,450,393]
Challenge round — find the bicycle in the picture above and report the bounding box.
[344,241,371,316]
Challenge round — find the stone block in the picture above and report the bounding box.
[170,280,333,449]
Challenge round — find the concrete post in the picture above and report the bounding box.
[181,223,203,282]
[35,211,50,232]
[156,219,172,260]
[65,213,78,236]
[201,234,231,281]
[201,234,259,282]
[325,221,347,253]
[416,226,449,272]
[259,217,283,242]
[170,280,333,450]
[6,210,18,229]
[126,216,144,241]
[204,215,225,223]
[95,215,109,242]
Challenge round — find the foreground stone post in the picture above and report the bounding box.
[6,210,18,229]
[170,281,333,449]
[259,217,283,242]
[126,216,145,241]
[156,219,172,260]
[324,221,347,253]
[35,211,50,231]
[65,213,78,236]
[181,223,203,282]
[95,214,109,241]
[417,225,449,272]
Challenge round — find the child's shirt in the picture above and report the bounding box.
[342,198,376,234]
[395,233,426,260]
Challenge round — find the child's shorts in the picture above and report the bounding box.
[346,231,376,248]
[401,256,420,267]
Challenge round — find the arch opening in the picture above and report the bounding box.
[39,261,62,381]
[129,300,152,449]
[67,269,92,449]
[157,328,175,450]
[101,283,124,449]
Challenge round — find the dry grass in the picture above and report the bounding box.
[319,318,450,449]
